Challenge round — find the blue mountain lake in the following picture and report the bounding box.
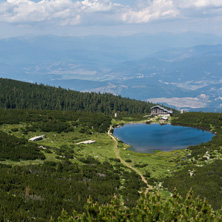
[113,124,214,153]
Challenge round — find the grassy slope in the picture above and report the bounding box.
[0,116,186,178]
[0,116,187,188]
[0,123,116,165]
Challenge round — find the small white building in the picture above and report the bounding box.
[159,116,168,121]
[76,140,96,145]
[29,135,46,142]
[180,109,188,114]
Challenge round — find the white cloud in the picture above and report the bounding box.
[176,0,222,9]
[122,0,222,24]
[0,0,221,26]
[0,0,76,23]
[122,0,179,23]
[0,0,117,25]
[81,0,113,12]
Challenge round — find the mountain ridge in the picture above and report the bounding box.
[0,77,161,115]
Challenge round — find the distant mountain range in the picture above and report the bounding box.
[0,33,222,112]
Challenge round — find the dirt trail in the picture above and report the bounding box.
[108,126,152,192]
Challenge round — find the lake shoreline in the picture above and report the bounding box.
[113,123,214,154]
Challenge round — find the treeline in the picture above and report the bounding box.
[172,112,222,157]
[0,109,111,133]
[0,158,145,221]
[0,78,153,115]
[172,112,222,131]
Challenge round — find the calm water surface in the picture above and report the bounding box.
[113,124,214,153]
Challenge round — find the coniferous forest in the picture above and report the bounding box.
[0,78,154,115]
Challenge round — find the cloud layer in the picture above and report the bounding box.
[0,0,221,26]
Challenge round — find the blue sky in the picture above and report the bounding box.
[0,0,222,38]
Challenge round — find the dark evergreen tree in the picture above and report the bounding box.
[0,78,157,115]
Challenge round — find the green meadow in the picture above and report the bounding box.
[0,116,188,185]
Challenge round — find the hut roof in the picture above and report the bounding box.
[150,105,173,114]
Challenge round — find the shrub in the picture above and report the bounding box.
[56,189,222,222]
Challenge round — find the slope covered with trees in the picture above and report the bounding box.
[0,131,45,161]
[0,78,154,115]
[0,109,111,133]
[0,108,145,221]
[0,159,145,221]
[160,112,222,210]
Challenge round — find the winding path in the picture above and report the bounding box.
[108,126,152,192]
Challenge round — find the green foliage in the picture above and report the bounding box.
[172,112,222,157]
[134,163,148,168]
[0,131,45,161]
[0,78,154,115]
[0,109,111,133]
[120,172,145,208]
[0,157,145,221]
[56,189,222,221]
[159,112,222,210]
[144,171,151,177]
[39,120,72,133]
[163,160,222,210]
[109,158,120,162]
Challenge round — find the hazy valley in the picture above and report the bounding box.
[1,33,222,112]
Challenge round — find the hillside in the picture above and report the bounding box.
[0,78,221,221]
[0,78,154,115]
[1,108,222,221]
[0,109,145,221]
[0,105,221,220]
